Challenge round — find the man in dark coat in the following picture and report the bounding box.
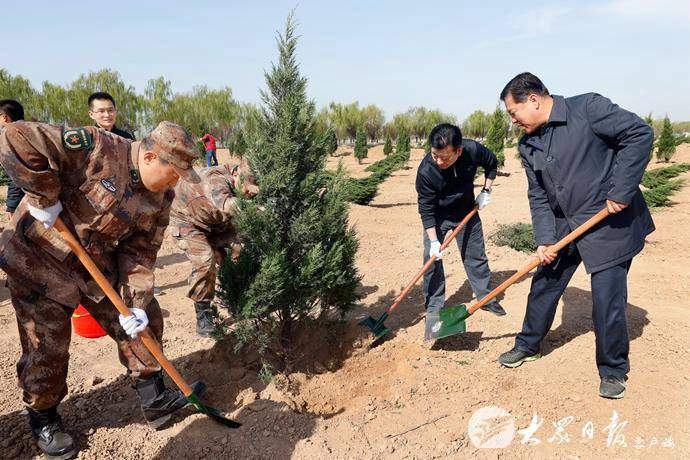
[497,72,655,399]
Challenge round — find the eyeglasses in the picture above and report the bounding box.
[431,150,458,162]
[91,108,117,115]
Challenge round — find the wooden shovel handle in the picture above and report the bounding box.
[468,207,610,315]
[387,205,479,315]
[54,218,194,396]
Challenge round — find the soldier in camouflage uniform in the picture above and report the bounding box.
[0,120,201,459]
[169,163,258,336]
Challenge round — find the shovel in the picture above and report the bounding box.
[54,218,241,428]
[425,207,611,341]
[360,205,479,345]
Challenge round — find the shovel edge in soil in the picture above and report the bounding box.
[360,206,479,345]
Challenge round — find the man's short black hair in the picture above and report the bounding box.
[88,91,116,108]
[0,99,25,121]
[429,123,463,150]
[500,72,550,103]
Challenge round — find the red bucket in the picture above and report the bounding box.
[72,304,107,338]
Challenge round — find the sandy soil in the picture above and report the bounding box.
[0,144,688,459]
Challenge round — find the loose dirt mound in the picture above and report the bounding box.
[0,145,688,458]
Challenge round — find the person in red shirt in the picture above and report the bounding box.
[201,133,218,166]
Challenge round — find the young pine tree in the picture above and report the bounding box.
[383,134,393,156]
[395,126,411,167]
[485,106,508,168]
[354,126,368,163]
[656,116,675,163]
[217,16,361,362]
[326,127,338,156]
[232,128,247,158]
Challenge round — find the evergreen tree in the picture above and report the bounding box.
[485,105,508,168]
[231,128,247,157]
[217,16,361,363]
[396,126,410,154]
[354,126,368,163]
[656,116,676,163]
[383,134,393,156]
[325,127,338,156]
[395,126,411,167]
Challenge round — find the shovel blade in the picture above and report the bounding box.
[359,313,391,344]
[186,392,242,428]
[424,304,470,341]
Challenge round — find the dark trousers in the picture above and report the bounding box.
[515,247,632,378]
[422,213,497,313]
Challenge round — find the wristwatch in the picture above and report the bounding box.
[481,187,492,193]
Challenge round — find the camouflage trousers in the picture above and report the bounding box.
[7,277,164,411]
[172,224,238,303]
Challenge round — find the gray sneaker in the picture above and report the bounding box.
[599,375,626,399]
[498,347,541,368]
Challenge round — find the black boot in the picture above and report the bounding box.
[194,301,215,337]
[135,371,189,429]
[27,406,76,460]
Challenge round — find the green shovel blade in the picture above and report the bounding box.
[186,392,242,428]
[424,304,470,341]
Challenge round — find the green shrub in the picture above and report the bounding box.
[643,179,683,208]
[641,164,690,188]
[641,163,690,208]
[491,223,537,253]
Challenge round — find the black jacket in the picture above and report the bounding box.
[519,93,655,273]
[96,124,135,140]
[416,139,497,229]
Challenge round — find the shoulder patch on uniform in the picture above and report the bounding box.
[62,128,93,151]
[100,178,117,193]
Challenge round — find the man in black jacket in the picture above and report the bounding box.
[88,92,136,140]
[0,99,25,218]
[416,123,506,325]
[497,73,655,399]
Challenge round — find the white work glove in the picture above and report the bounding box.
[475,189,491,210]
[429,240,444,260]
[27,201,63,229]
[118,308,149,339]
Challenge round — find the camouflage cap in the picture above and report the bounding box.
[150,121,201,183]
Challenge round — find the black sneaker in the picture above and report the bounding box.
[498,347,541,368]
[599,375,626,399]
[481,302,507,316]
[28,407,76,460]
[136,372,190,429]
[194,301,215,337]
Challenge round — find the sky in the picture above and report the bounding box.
[2,0,690,120]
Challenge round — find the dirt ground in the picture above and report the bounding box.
[0,143,688,459]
